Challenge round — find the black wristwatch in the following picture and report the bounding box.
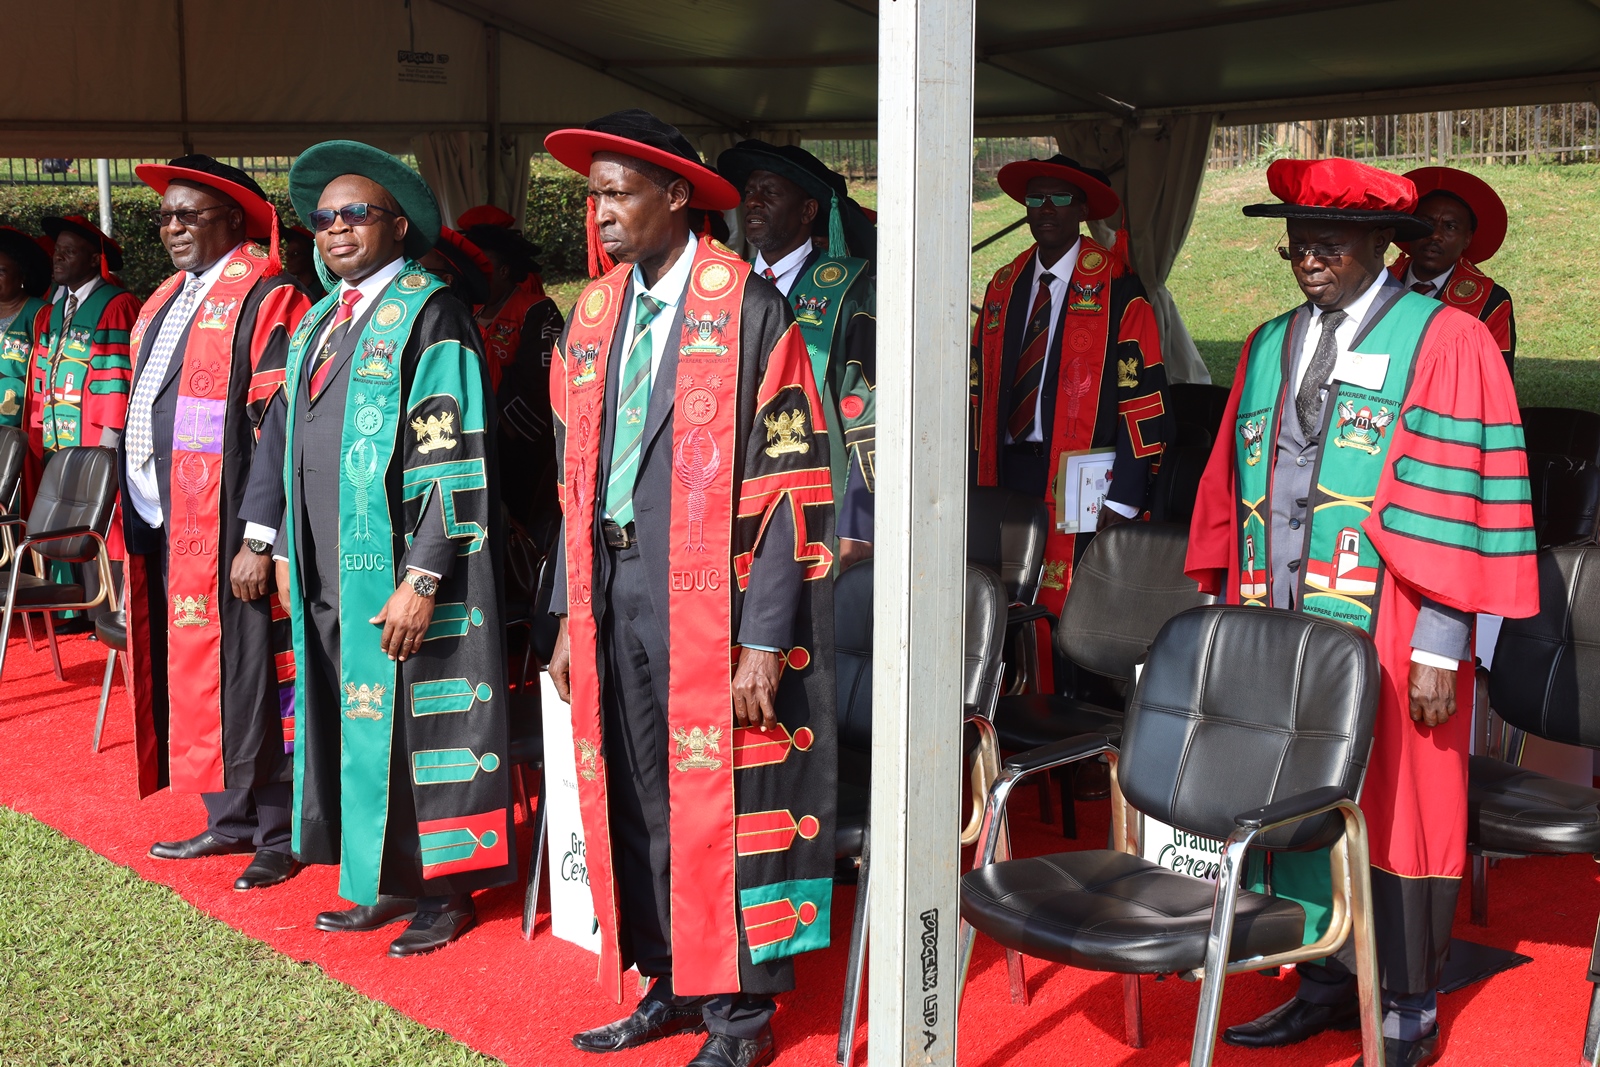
[244,538,272,556]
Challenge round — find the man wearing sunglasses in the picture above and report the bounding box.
[1188,158,1536,1067]
[121,156,311,893]
[971,154,1172,694]
[240,141,511,959]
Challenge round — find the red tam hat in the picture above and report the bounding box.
[456,204,516,230]
[136,155,281,274]
[544,109,739,211]
[1402,166,1508,263]
[996,154,1121,221]
[1242,158,1433,241]
[430,226,493,305]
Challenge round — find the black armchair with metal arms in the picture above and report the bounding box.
[0,446,120,684]
[960,605,1385,1067]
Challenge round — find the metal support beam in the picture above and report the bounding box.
[870,0,973,1064]
[980,0,1397,56]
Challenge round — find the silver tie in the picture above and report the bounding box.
[126,277,206,469]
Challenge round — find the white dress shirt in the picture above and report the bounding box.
[621,233,698,424]
[1008,241,1078,446]
[753,241,813,299]
[126,246,242,528]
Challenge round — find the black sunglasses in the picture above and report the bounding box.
[307,203,400,231]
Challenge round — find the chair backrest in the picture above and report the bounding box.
[1490,546,1600,748]
[966,485,1048,604]
[1526,453,1600,547]
[1169,383,1232,441]
[1121,605,1380,850]
[1522,407,1600,467]
[834,559,874,753]
[1147,422,1213,526]
[1056,522,1212,681]
[26,446,118,562]
[964,563,1008,717]
[0,425,25,513]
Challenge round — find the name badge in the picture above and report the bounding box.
[1332,350,1389,391]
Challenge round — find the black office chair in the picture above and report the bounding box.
[833,560,1008,1067]
[966,485,1048,693]
[992,522,1211,836]
[961,605,1384,1066]
[1147,421,1214,527]
[0,446,120,683]
[1464,546,1600,1061]
[1169,382,1232,442]
[1525,453,1600,547]
[91,606,130,751]
[1521,407,1600,467]
[0,425,44,655]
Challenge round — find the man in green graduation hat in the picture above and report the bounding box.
[241,141,512,958]
[717,141,876,568]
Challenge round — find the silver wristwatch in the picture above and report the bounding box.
[402,571,439,598]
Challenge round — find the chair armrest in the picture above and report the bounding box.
[1233,785,1350,833]
[19,524,96,545]
[1007,603,1056,627]
[0,515,26,529]
[1003,732,1116,777]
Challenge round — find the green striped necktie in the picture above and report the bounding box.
[605,293,664,526]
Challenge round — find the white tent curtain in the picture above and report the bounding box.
[411,131,536,233]
[1055,115,1217,384]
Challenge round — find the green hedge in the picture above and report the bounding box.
[0,171,592,297]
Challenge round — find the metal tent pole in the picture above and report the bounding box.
[868,0,975,1063]
[96,160,113,237]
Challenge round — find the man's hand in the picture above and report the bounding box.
[549,618,572,703]
[1408,662,1458,727]
[370,573,436,662]
[838,538,873,571]
[1097,505,1133,532]
[230,545,273,601]
[275,559,290,601]
[733,647,784,731]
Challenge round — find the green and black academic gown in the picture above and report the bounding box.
[275,265,513,905]
[0,296,46,429]
[789,249,875,544]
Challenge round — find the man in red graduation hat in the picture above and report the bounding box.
[971,154,1171,683]
[544,108,836,1067]
[1190,157,1537,1067]
[123,156,311,892]
[1392,167,1516,379]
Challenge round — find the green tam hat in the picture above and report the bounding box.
[288,140,440,261]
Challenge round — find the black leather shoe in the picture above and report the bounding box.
[1222,995,1360,1047]
[148,831,253,860]
[1354,1026,1440,1067]
[387,901,476,958]
[686,1030,776,1067]
[315,897,417,932]
[234,850,303,891]
[572,994,709,1053]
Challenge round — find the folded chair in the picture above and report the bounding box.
[961,605,1384,1067]
[833,559,1008,1067]
[1463,546,1600,1061]
[0,446,120,684]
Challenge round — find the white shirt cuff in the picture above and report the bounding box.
[1103,500,1139,519]
[242,522,277,547]
[406,565,443,580]
[1410,648,1462,670]
[741,642,783,654]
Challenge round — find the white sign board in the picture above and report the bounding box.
[539,670,601,953]
[1139,815,1225,882]
[1054,446,1116,533]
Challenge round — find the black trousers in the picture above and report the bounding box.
[600,543,779,1037]
[202,783,293,852]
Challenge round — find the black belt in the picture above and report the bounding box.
[1004,441,1046,457]
[601,520,637,549]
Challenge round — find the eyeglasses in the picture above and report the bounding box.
[1024,193,1076,209]
[1277,241,1357,262]
[156,205,229,228]
[307,203,400,231]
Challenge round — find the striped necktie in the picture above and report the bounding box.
[310,288,364,400]
[762,267,777,281]
[604,293,664,526]
[50,293,80,361]
[126,276,206,469]
[1411,281,1435,296]
[1006,273,1056,441]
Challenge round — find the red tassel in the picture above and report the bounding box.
[1111,225,1132,277]
[265,212,282,277]
[586,197,615,279]
[699,212,712,238]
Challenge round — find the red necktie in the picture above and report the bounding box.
[1410,281,1435,296]
[1007,273,1056,441]
[309,289,363,399]
[762,267,777,281]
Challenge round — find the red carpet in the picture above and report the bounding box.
[3,629,1596,1066]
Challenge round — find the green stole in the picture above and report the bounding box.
[789,255,868,533]
[281,266,460,904]
[38,283,122,449]
[1231,290,1441,940]
[0,296,44,427]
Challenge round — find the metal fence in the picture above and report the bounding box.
[1209,103,1600,170]
[0,156,297,185]
[801,136,1056,181]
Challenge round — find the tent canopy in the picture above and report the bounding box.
[5,0,1597,156]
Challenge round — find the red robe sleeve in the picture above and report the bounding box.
[1364,307,1539,620]
[81,290,141,444]
[1184,334,1256,597]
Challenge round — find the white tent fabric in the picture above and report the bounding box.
[410,131,535,231]
[1056,115,1216,385]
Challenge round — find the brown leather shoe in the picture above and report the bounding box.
[315,897,417,932]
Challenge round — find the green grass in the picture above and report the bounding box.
[0,806,497,1067]
[543,163,1600,411]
